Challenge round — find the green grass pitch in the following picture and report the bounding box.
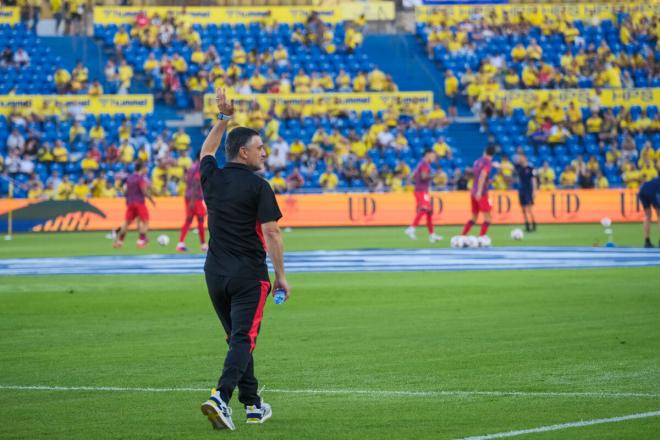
[1,224,659,439]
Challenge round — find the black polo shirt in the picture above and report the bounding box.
[200,156,282,281]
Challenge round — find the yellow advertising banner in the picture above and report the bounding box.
[94,6,335,25]
[0,95,154,116]
[416,3,659,24]
[0,7,19,25]
[484,88,660,111]
[94,4,394,25]
[340,2,395,21]
[203,92,434,116]
[0,189,646,232]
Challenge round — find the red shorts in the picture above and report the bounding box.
[414,191,432,211]
[185,199,207,218]
[125,202,149,222]
[471,194,492,215]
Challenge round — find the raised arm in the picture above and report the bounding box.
[200,87,235,160]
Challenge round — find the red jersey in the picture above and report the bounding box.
[471,157,492,197]
[185,162,203,201]
[413,160,432,192]
[125,173,147,204]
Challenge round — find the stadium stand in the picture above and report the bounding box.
[93,13,390,108]
[0,23,60,94]
[483,100,660,190]
[416,6,660,104]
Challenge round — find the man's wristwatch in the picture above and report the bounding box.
[218,113,232,121]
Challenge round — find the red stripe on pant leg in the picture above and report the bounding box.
[248,281,270,352]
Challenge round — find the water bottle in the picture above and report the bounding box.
[273,288,286,305]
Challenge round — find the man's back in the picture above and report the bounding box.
[125,173,145,204]
[200,156,280,281]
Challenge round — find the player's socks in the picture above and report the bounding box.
[479,221,490,237]
[425,213,434,234]
[118,231,126,241]
[197,218,206,243]
[462,220,474,235]
[532,222,537,232]
[139,233,147,241]
[412,211,425,227]
[179,221,191,243]
[644,238,653,248]
[525,222,530,232]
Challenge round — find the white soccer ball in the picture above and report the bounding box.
[477,235,492,248]
[601,217,612,228]
[157,234,170,246]
[511,228,524,240]
[450,235,465,248]
[465,236,479,248]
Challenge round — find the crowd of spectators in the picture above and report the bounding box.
[93,12,385,107]
[418,7,659,112]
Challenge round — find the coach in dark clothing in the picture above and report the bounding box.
[200,88,289,431]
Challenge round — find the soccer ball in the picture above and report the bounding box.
[157,234,170,246]
[601,217,612,228]
[477,235,492,248]
[450,235,465,248]
[511,228,524,240]
[465,236,479,248]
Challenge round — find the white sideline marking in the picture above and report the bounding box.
[1,384,659,399]
[458,410,660,439]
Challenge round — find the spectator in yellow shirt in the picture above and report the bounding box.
[319,165,339,191]
[432,136,452,159]
[73,176,91,200]
[81,151,99,172]
[172,128,191,152]
[511,43,526,62]
[55,175,74,200]
[113,27,130,55]
[538,161,556,190]
[622,164,640,189]
[89,122,105,142]
[429,104,449,129]
[190,45,206,65]
[352,71,367,92]
[88,80,103,96]
[54,67,71,93]
[586,113,603,134]
[53,141,68,163]
[595,171,609,189]
[270,171,287,194]
[293,68,311,93]
[231,41,247,65]
[118,60,134,94]
[559,165,577,188]
[68,121,86,143]
[119,140,135,164]
[368,68,386,92]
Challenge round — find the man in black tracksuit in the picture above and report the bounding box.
[200,88,289,431]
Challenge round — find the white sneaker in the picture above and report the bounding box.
[201,392,235,431]
[201,243,209,252]
[404,226,417,240]
[245,400,272,424]
[429,233,443,243]
[176,242,187,252]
